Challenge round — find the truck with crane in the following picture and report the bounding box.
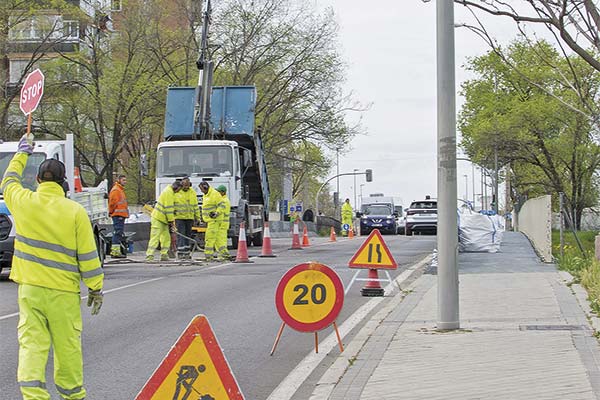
[154,0,269,248]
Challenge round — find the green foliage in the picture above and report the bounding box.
[459,38,600,227]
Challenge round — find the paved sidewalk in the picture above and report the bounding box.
[311,232,600,400]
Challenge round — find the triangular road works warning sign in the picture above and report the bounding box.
[136,315,244,400]
[348,229,397,270]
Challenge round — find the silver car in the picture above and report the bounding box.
[405,198,437,235]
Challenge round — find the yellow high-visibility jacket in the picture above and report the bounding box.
[152,185,177,224]
[1,153,103,293]
[342,202,354,221]
[201,187,220,223]
[174,187,200,220]
[217,194,231,223]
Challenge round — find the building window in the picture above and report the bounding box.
[111,0,122,11]
[8,16,61,41]
[9,60,31,83]
[63,20,79,39]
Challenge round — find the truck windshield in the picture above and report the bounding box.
[157,146,234,177]
[362,205,392,215]
[0,152,46,194]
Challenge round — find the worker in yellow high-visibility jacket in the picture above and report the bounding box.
[174,177,200,259]
[1,136,104,400]
[198,181,220,261]
[215,185,231,260]
[341,198,354,236]
[146,181,182,262]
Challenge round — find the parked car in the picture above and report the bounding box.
[405,197,437,235]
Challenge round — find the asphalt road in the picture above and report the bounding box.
[0,233,436,400]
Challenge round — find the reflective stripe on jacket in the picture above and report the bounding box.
[217,194,231,223]
[1,153,103,293]
[152,185,176,224]
[174,188,200,220]
[201,187,219,222]
[108,182,129,217]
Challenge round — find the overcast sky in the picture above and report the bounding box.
[317,0,521,210]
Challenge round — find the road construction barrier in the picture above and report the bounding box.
[233,221,253,263]
[259,221,276,257]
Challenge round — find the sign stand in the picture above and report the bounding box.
[270,320,344,355]
[347,229,399,297]
[345,269,400,295]
[271,262,345,355]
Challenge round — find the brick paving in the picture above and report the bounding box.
[311,232,600,400]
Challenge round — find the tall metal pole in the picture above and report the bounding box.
[471,163,475,207]
[463,174,468,201]
[436,0,459,330]
[336,148,340,216]
[353,173,356,210]
[494,145,499,213]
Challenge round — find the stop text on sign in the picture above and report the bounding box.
[19,68,45,115]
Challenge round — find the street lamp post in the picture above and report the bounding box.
[353,168,359,210]
[437,0,459,330]
[359,184,365,208]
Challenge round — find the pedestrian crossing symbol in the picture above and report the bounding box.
[135,315,244,400]
[348,229,397,270]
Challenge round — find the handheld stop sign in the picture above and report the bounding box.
[272,262,345,354]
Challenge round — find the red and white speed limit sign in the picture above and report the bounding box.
[20,69,45,116]
[275,262,344,332]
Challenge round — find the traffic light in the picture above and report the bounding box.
[365,169,373,182]
[333,191,339,208]
[140,154,148,176]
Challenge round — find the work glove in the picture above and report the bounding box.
[209,211,218,219]
[169,222,177,233]
[17,135,34,155]
[87,289,103,316]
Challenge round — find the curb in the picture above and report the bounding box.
[560,270,600,333]
[309,254,433,400]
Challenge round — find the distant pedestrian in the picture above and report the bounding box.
[216,185,232,260]
[341,198,353,236]
[174,177,200,259]
[1,135,104,400]
[108,174,129,258]
[146,181,182,262]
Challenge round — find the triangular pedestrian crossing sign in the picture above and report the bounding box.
[348,229,397,270]
[136,315,244,400]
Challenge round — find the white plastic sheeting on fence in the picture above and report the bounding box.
[458,211,505,253]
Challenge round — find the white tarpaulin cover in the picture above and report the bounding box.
[458,211,504,253]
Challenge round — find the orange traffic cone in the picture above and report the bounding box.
[302,224,310,247]
[361,268,384,297]
[348,226,355,239]
[259,221,276,257]
[290,221,303,250]
[73,167,83,192]
[329,226,337,242]
[234,221,253,263]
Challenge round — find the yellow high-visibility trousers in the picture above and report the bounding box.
[17,284,86,400]
[205,221,221,258]
[146,218,171,256]
[217,222,229,257]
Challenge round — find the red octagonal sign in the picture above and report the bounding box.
[20,69,45,116]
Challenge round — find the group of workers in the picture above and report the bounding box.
[107,174,231,262]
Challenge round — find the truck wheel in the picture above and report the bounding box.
[95,231,106,266]
[252,231,263,247]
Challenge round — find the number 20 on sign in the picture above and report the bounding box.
[271,262,344,354]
